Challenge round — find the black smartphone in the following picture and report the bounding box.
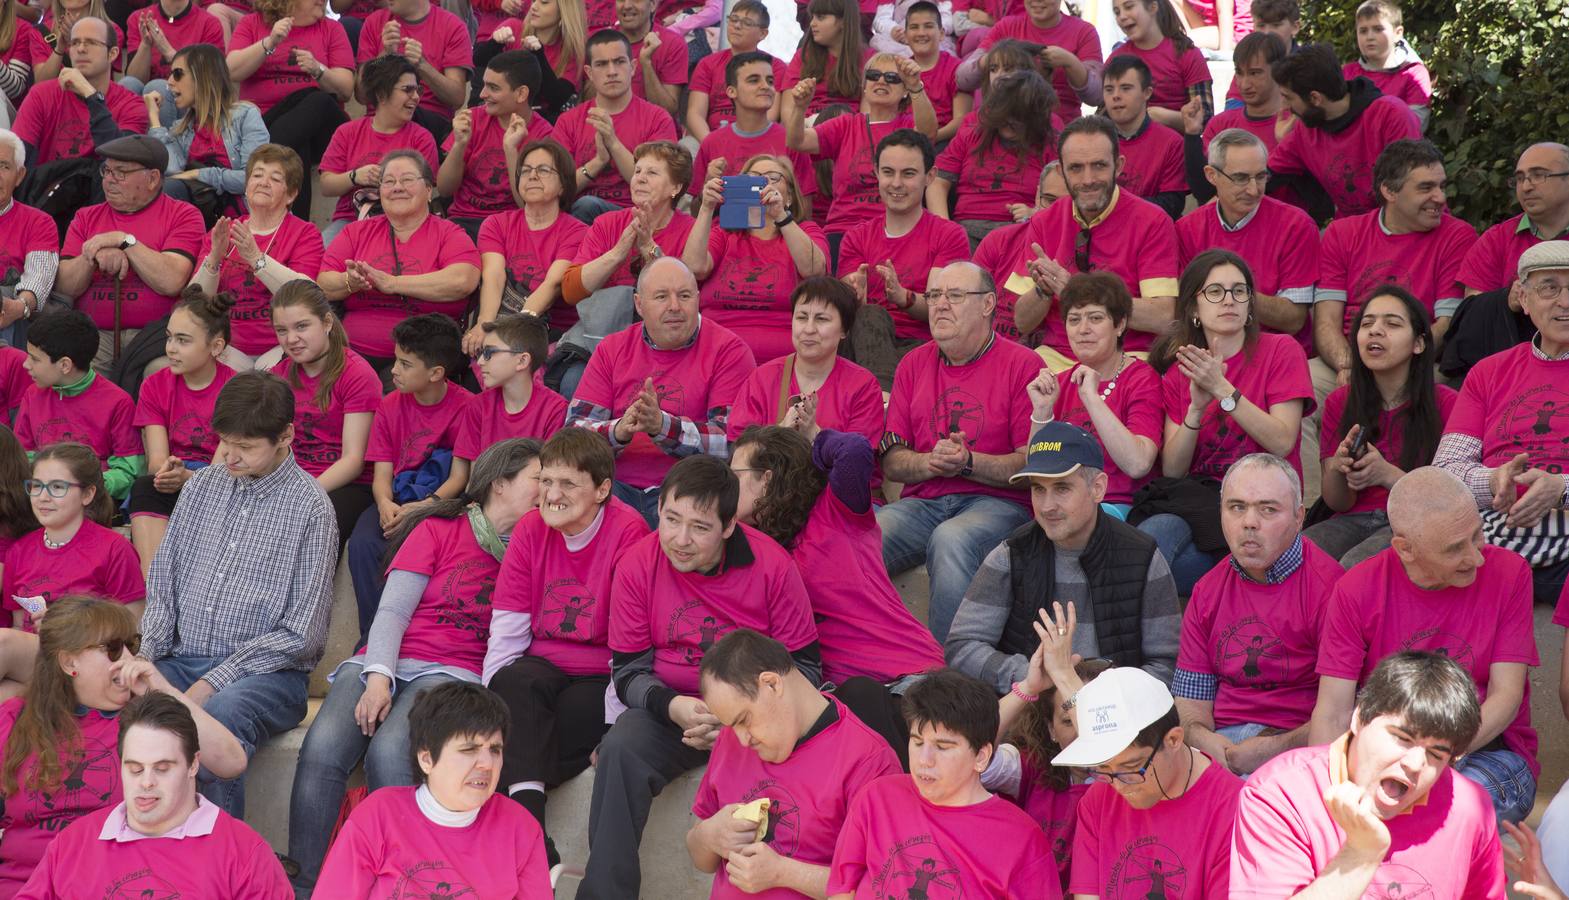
[1348,429,1369,460]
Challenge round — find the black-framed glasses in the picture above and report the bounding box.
[725,13,761,27]
[516,164,558,179]
[751,170,786,184]
[1508,171,1569,190]
[99,162,148,182]
[864,69,901,84]
[95,634,142,661]
[1087,747,1158,785]
[477,346,526,361]
[23,478,84,498]
[1200,284,1254,304]
[924,288,992,305]
[1215,169,1268,187]
[168,65,187,80]
[1074,226,1092,273]
[68,37,109,49]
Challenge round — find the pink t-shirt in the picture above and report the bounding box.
[1201,105,1282,155]
[1177,196,1320,352]
[1343,60,1433,109]
[552,96,679,207]
[0,24,49,69]
[316,787,551,898]
[973,219,1042,346]
[476,208,588,333]
[2,521,145,630]
[1458,213,1546,294]
[1071,758,1242,899]
[935,124,1058,223]
[1317,544,1540,777]
[63,195,204,330]
[17,801,291,900]
[885,336,1043,506]
[700,221,830,362]
[837,209,971,339]
[1318,384,1458,515]
[365,381,472,473]
[1012,763,1088,891]
[126,4,224,80]
[198,213,325,355]
[1161,332,1315,480]
[1108,38,1211,113]
[0,203,59,308]
[1179,538,1341,730]
[980,13,1101,122]
[689,123,817,203]
[232,14,354,112]
[441,106,555,219]
[1182,0,1252,43]
[452,382,567,460]
[1269,95,1422,218]
[571,207,695,290]
[829,774,1060,899]
[184,127,229,168]
[1052,358,1163,504]
[0,346,26,415]
[1021,191,1181,354]
[1444,343,1569,474]
[492,499,650,675]
[781,49,872,118]
[319,117,439,222]
[1318,210,1477,329]
[796,487,944,683]
[689,50,787,132]
[694,696,903,900]
[354,7,474,115]
[608,525,818,696]
[1232,743,1506,900]
[268,349,383,479]
[727,356,885,445]
[320,214,481,358]
[813,113,914,235]
[13,376,140,462]
[0,700,122,899]
[13,81,149,165]
[1116,118,1186,198]
[133,363,238,461]
[572,320,756,488]
[627,25,688,101]
[916,52,962,127]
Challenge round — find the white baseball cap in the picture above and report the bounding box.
[1051,668,1176,768]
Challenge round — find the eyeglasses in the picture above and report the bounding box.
[168,65,186,80]
[516,164,559,179]
[23,478,84,498]
[1528,279,1567,300]
[924,289,991,305]
[750,171,786,184]
[1215,169,1269,187]
[1086,747,1158,785]
[93,634,142,661]
[864,69,902,84]
[477,346,525,361]
[99,163,148,182]
[1508,171,1569,190]
[379,176,426,189]
[725,13,762,27]
[1074,226,1092,273]
[68,37,109,49]
[1200,284,1254,304]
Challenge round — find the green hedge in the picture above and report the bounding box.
[1298,0,1569,226]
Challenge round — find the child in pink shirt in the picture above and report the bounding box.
[1,345,27,416]
[455,314,568,464]
[1343,0,1432,129]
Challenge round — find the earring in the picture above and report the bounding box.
[1191,317,1201,328]
[68,669,77,677]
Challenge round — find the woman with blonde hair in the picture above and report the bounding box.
[487,0,585,119]
[147,43,269,220]
[0,0,49,106]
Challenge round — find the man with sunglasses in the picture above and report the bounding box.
[1010,115,1179,373]
[1055,665,1243,900]
[12,17,148,167]
[54,134,203,369]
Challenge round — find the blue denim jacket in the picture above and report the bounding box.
[150,102,270,195]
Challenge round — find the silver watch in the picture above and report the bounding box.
[253,255,269,274]
[118,234,138,251]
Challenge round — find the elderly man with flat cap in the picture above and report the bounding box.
[945,419,1180,696]
[54,133,203,368]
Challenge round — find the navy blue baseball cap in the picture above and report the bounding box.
[1009,421,1105,483]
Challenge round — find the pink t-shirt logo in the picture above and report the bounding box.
[1108,835,1187,899]
[28,743,116,826]
[1216,616,1289,685]
[1368,863,1435,900]
[740,779,802,856]
[928,389,987,442]
[665,601,733,665]
[105,871,183,895]
[1328,151,1365,205]
[873,837,962,898]
[395,861,478,895]
[538,578,597,639]
[652,374,686,411]
[34,417,89,447]
[1491,384,1569,472]
[397,427,436,472]
[1400,628,1476,669]
[1190,416,1252,480]
[436,561,495,639]
[172,412,214,458]
[714,255,783,310]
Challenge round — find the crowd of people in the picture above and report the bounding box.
[0,0,1567,894]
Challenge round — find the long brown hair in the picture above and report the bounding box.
[974,69,1056,165]
[731,426,826,550]
[1010,658,1111,792]
[32,442,115,526]
[171,44,242,136]
[2,598,137,796]
[0,426,38,540]
[270,279,349,412]
[0,0,19,57]
[800,0,863,105]
[1143,0,1196,55]
[1149,249,1259,373]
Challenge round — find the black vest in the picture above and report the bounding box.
[1002,511,1158,667]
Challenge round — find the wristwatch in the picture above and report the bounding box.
[118,235,138,251]
[959,449,975,478]
[253,255,269,274]
[1219,388,1241,413]
[774,211,795,228]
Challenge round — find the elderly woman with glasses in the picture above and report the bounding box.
[0,596,246,897]
[319,149,481,372]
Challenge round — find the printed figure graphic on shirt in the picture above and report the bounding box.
[740,778,802,855]
[875,839,962,899]
[537,578,596,638]
[1400,628,1475,669]
[30,416,88,447]
[929,388,986,443]
[104,870,183,897]
[1218,617,1287,683]
[436,561,496,640]
[1494,386,1569,468]
[715,253,783,310]
[1366,865,1433,900]
[390,862,476,898]
[1113,840,1186,900]
[33,739,117,816]
[669,605,733,665]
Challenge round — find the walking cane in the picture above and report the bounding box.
[112,275,123,363]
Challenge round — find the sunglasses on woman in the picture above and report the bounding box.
[863,69,902,84]
[95,634,142,661]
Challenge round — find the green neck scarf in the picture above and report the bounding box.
[467,503,506,562]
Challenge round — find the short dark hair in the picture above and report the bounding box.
[1272,43,1346,102]
[538,427,616,493]
[659,455,740,526]
[486,48,542,93]
[586,28,632,60]
[902,668,998,754]
[392,313,465,378]
[1232,30,1287,70]
[1060,271,1134,342]
[1057,114,1119,163]
[1103,55,1152,90]
[117,691,199,765]
[725,49,775,88]
[699,629,795,698]
[732,0,769,25]
[1127,703,1181,751]
[173,285,236,344]
[407,681,511,779]
[516,139,577,211]
[481,313,549,373]
[905,0,940,22]
[875,128,935,172]
[1373,139,1445,204]
[24,308,98,372]
[791,274,858,334]
[211,371,295,441]
[1251,0,1299,24]
[1354,651,1481,755]
[360,53,419,105]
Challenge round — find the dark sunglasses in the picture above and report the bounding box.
[863,69,901,84]
[1074,226,1092,273]
[96,634,142,660]
[168,65,186,80]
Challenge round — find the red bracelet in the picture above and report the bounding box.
[1010,682,1038,703]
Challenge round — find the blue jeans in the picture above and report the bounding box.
[613,481,661,529]
[1136,513,1223,595]
[876,493,1030,642]
[346,506,388,643]
[570,194,619,225]
[154,656,309,818]
[1454,747,1536,823]
[287,662,460,895]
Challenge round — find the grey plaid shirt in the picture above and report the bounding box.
[140,454,338,691]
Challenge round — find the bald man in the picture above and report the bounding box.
[1459,143,1569,297]
[1306,466,1539,821]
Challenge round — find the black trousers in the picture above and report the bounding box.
[833,676,910,770]
[326,482,375,560]
[488,655,610,788]
[263,88,350,221]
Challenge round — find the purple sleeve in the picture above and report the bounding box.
[812,429,874,514]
